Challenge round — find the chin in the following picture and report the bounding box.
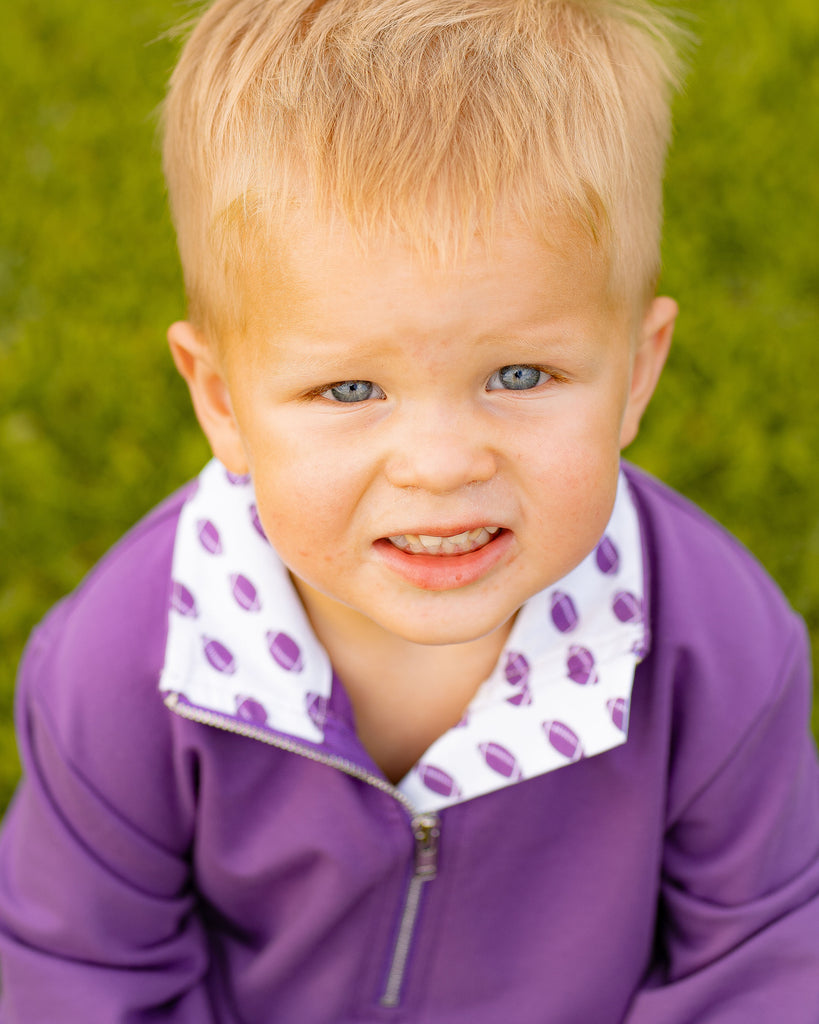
[380,607,515,649]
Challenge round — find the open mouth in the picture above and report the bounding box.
[387,526,502,556]
[375,526,511,590]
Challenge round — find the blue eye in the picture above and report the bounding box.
[321,380,385,403]
[487,365,549,391]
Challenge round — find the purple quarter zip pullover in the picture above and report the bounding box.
[0,463,817,1022]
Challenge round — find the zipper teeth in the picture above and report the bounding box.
[163,692,417,817]
[380,875,425,1008]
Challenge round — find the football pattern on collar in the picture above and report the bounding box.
[159,460,648,813]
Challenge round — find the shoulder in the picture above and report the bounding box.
[16,481,197,845]
[623,464,812,815]
[25,482,194,704]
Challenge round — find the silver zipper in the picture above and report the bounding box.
[380,813,440,1008]
[164,692,440,1010]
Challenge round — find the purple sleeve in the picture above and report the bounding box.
[626,618,819,1022]
[0,632,214,1022]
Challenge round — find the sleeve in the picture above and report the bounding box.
[625,616,819,1023]
[0,626,215,1023]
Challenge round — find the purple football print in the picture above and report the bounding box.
[479,742,523,781]
[612,591,644,624]
[550,591,579,633]
[170,580,198,618]
[235,696,268,726]
[225,469,251,486]
[506,684,533,707]
[249,504,269,542]
[566,645,598,686]
[455,711,470,728]
[416,763,461,799]
[202,636,236,675]
[595,535,620,575]
[607,697,629,733]
[267,631,304,672]
[231,573,261,612]
[197,519,223,555]
[306,692,330,731]
[504,651,530,687]
[543,720,583,762]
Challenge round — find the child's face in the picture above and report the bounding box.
[170,218,675,650]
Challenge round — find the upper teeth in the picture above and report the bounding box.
[388,526,500,555]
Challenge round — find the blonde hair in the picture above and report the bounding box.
[162,0,688,339]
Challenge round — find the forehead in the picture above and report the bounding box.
[237,211,626,349]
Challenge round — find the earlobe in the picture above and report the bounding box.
[167,321,250,474]
[619,296,677,449]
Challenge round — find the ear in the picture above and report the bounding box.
[619,296,677,449]
[167,321,250,474]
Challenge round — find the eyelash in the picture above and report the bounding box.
[305,365,564,403]
[297,380,387,405]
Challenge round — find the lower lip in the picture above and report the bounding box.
[372,530,513,591]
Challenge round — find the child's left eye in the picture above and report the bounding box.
[486,365,551,391]
[319,380,386,403]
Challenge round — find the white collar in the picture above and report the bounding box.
[160,460,648,812]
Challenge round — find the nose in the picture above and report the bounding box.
[384,408,497,494]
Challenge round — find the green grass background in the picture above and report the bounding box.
[1,0,818,813]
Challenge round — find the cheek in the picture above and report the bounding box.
[250,456,363,567]
[520,416,622,548]
[517,400,624,484]
[530,458,618,525]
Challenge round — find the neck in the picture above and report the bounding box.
[292,576,514,782]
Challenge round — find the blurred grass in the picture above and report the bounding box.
[0,0,818,812]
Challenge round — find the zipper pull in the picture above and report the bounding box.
[412,813,440,879]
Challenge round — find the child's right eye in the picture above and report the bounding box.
[319,380,386,403]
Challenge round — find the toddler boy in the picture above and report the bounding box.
[1,0,818,1021]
